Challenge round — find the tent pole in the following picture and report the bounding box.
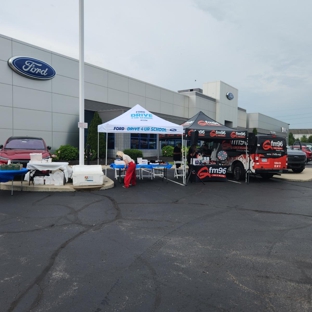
[157,134,160,159]
[97,132,99,165]
[105,132,108,176]
[182,136,185,185]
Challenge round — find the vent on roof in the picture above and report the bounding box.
[178,88,203,93]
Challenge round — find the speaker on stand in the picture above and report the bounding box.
[245,133,255,183]
[190,130,199,146]
[186,130,200,185]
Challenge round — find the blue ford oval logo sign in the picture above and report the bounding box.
[8,56,56,80]
[226,92,234,100]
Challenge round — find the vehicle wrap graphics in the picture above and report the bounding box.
[223,135,287,178]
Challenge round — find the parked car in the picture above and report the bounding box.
[0,136,51,167]
[292,146,312,163]
[297,142,312,150]
[287,147,306,173]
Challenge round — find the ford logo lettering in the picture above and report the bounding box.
[8,56,56,80]
[170,128,177,132]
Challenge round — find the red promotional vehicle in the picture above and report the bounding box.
[0,136,51,167]
[221,134,288,180]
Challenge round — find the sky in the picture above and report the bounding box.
[1,0,312,129]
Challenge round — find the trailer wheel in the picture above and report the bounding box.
[233,163,244,181]
[260,173,274,179]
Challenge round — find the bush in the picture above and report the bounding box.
[53,145,79,161]
[87,112,106,158]
[162,145,174,157]
[300,135,308,143]
[123,149,143,161]
[85,148,97,161]
[288,132,295,146]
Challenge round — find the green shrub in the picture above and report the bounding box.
[54,145,79,161]
[123,149,143,161]
[288,132,295,145]
[162,145,174,157]
[85,148,97,161]
[87,112,106,158]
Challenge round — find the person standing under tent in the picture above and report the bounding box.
[200,143,212,157]
[116,151,136,188]
[173,143,182,168]
[187,144,198,166]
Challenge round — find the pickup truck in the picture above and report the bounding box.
[287,147,306,173]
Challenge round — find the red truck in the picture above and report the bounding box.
[291,141,312,163]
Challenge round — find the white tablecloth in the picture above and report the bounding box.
[26,162,73,182]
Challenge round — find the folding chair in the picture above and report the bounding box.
[174,161,186,179]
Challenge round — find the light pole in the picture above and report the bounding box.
[78,0,86,165]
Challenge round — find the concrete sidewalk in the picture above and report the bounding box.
[273,167,312,182]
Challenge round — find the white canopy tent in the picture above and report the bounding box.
[97,104,186,185]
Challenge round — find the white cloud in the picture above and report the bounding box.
[1,0,312,128]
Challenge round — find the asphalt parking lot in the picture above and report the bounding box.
[1,168,312,312]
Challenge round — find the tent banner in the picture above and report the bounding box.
[186,129,247,140]
[103,124,181,134]
[159,110,248,140]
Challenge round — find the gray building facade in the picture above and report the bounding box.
[0,34,289,157]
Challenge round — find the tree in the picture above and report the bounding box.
[300,135,308,143]
[252,128,258,135]
[288,132,295,145]
[308,135,312,143]
[86,112,106,159]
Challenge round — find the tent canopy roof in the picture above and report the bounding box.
[97,104,183,134]
[183,111,247,140]
[183,111,235,131]
[159,111,248,141]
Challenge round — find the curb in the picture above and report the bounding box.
[0,177,115,193]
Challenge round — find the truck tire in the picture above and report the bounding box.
[292,167,304,173]
[260,173,274,179]
[233,163,245,181]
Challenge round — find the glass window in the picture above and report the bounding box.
[108,133,114,149]
[131,134,157,149]
[160,139,182,149]
[6,138,45,150]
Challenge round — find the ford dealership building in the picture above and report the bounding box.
[0,34,289,157]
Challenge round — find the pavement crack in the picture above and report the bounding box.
[31,194,53,205]
[99,209,229,311]
[236,207,312,218]
[7,194,121,311]
[8,228,89,312]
